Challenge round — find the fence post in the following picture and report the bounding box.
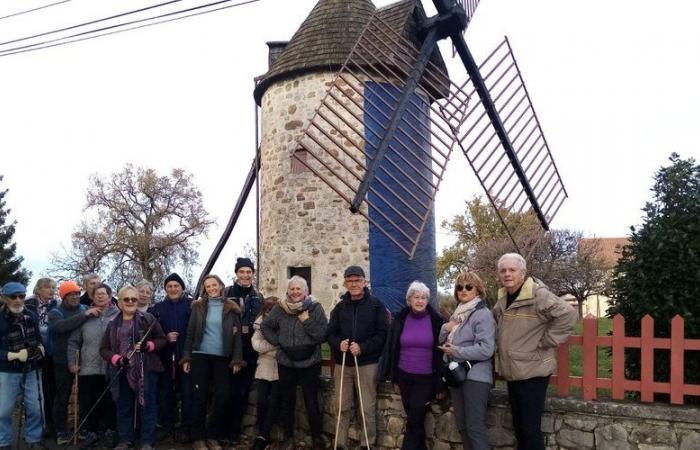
[556,339,570,397]
[670,315,685,405]
[611,314,625,400]
[640,314,654,402]
[582,314,598,401]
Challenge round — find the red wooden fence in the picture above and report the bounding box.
[551,314,700,405]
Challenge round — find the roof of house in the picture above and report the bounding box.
[579,237,631,269]
[253,0,449,104]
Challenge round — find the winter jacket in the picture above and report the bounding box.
[326,287,389,366]
[25,296,57,355]
[47,303,88,365]
[492,277,578,381]
[99,311,166,374]
[181,297,244,368]
[252,315,278,381]
[380,305,444,394]
[151,293,193,365]
[67,305,119,376]
[225,284,262,364]
[261,298,327,369]
[0,307,42,373]
[438,299,495,384]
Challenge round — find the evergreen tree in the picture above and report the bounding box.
[608,153,700,400]
[0,175,31,286]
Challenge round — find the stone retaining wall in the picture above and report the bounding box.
[242,377,700,450]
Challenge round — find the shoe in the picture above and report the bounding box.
[114,442,132,450]
[252,436,269,450]
[56,432,71,445]
[206,440,223,450]
[81,431,99,447]
[105,429,117,447]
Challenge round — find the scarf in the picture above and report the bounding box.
[447,297,482,344]
[279,295,314,315]
[109,311,149,405]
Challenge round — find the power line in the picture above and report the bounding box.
[0,0,71,21]
[0,0,184,46]
[0,0,260,58]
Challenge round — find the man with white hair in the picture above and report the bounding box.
[492,253,577,450]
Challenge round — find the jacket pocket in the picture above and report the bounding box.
[507,349,549,380]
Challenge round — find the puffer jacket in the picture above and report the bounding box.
[181,297,243,368]
[260,298,327,369]
[492,277,578,381]
[252,315,278,381]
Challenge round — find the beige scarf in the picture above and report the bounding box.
[447,297,482,344]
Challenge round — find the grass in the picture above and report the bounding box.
[568,317,613,378]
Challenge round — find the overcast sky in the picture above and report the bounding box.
[1,0,698,288]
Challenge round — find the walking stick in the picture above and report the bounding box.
[333,351,346,450]
[73,350,79,445]
[353,353,371,450]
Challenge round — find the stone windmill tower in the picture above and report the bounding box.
[253,0,443,312]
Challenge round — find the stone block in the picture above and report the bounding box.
[387,415,405,435]
[432,441,451,450]
[563,416,597,432]
[436,412,462,443]
[488,425,515,447]
[377,434,395,448]
[680,431,700,450]
[630,425,677,446]
[556,428,594,450]
[595,423,631,450]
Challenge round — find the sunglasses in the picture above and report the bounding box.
[456,284,474,292]
[121,297,138,304]
[6,294,26,300]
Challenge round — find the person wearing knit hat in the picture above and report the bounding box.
[153,273,193,442]
[224,257,261,444]
[49,281,98,444]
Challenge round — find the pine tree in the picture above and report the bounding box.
[0,175,31,286]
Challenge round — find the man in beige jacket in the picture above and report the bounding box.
[493,253,577,450]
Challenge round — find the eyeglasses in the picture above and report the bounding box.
[456,284,474,292]
[121,297,138,304]
[6,294,26,300]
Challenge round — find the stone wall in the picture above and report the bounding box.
[258,72,369,312]
[242,378,700,450]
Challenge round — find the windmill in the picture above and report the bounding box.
[199,0,567,311]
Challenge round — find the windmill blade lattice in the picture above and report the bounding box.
[293,11,470,258]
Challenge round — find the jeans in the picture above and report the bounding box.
[190,354,231,441]
[115,371,159,445]
[52,364,74,434]
[79,375,116,433]
[507,376,550,450]
[451,380,491,450]
[0,370,44,445]
[255,379,280,440]
[396,370,433,450]
[333,362,378,447]
[278,364,322,439]
[157,366,192,430]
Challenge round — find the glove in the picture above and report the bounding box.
[145,341,155,353]
[7,349,28,362]
[27,346,44,362]
[111,354,128,367]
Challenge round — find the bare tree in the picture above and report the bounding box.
[51,165,214,288]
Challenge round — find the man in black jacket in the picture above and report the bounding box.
[326,266,389,450]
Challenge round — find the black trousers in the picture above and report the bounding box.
[78,374,116,433]
[52,364,74,434]
[41,356,56,434]
[229,356,256,439]
[507,376,550,450]
[278,364,322,439]
[396,370,433,450]
[255,379,280,440]
[190,354,231,442]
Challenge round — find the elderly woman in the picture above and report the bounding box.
[181,274,243,450]
[251,296,280,450]
[100,285,166,450]
[438,272,495,450]
[260,276,327,450]
[134,280,155,314]
[380,281,444,450]
[67,283,119,446]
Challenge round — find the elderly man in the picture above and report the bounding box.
[492,253,577,450]
[0,282,46,450]
[326,266,389,450]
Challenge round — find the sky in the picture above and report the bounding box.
[1,0,698,289]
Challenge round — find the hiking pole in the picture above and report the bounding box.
[73,350,79,445]
[333,350,346,450]
[353,353,371,450]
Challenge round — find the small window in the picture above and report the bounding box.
[288,266,312,294]
[291,148,309,174]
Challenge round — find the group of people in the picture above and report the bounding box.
[0,252,577,450]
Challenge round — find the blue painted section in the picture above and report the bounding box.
[364,81,437,315]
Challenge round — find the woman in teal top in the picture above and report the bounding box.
[181,274,243,450]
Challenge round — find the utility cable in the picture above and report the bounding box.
[0,0,260,58]
[0,0,71,21]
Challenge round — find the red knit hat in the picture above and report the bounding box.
[59,281,81,300]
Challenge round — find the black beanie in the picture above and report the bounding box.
[235,257,255,272]
[163,273,186,291]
